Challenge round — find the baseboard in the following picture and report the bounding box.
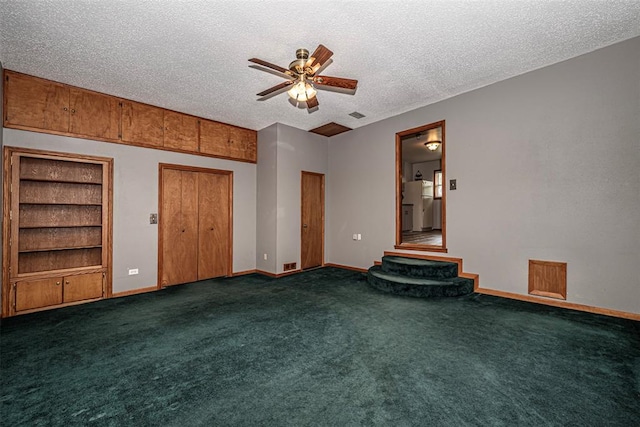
[112,286,158,298]
[231,269,257,277]
[324,263,368,273]
[476,287,640,321]
[256,269,302,278]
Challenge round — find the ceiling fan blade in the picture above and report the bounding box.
[312,75,358,90]
[257,81,293,97]
[306,96,319,109]
[305,44,333,74]
[248,58,292,76]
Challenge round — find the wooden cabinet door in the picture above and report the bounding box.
[301,172,324,270]
[15,277,63,311]
[69,88,119,140]
[228,127,257,162]
[197,172,231,279]
[164,111,198,151]
[161,169,198,286]
[199,120,229,156]
[4,71,69,132]
[121,101,164,147]
[63,272,103,303]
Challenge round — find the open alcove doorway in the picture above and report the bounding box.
[395,120,447,252]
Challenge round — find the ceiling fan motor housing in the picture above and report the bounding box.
[289,49,309,74]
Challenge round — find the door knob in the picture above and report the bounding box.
[303,224,308,228]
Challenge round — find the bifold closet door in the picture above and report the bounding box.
[197,172,230,280]
[161,169,198,286]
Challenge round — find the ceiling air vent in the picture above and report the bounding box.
[349,111,366,119]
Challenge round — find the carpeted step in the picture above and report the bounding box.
[367,265,473,298]
[381,255,458,279]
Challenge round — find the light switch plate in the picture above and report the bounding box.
[450,179,457,190]
[150,213,158,224]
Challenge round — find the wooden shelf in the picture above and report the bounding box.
[19,245,103,253]
[4,147,113,317]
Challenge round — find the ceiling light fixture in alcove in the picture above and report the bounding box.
[425,140,442,151]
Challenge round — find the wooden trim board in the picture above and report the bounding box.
[476,287,640,321]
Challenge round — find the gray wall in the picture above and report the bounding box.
[256,123,278,272]
[3,129,257,294]
[327,37,640,313]
[256,123,328,274]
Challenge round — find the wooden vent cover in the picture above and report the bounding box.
[528,260,567,300]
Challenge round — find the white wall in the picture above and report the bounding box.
[327,37,640,314]
[3,129,257,294]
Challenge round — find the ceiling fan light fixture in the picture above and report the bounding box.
[287,78,316,102]
[425,140,441,151]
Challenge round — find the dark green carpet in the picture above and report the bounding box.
[1,267,638,426]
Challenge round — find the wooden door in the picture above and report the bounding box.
[69,88,119,140]
[4,71,69,132]
[160,169,198,286]
[164,111,198,151]
[197,172,231,279]
[301,172,324,270]
[121,100,164,147]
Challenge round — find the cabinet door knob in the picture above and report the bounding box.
[56,281,61,286]
[303,224,308,228]
[65,281,69,285]
[70,109,75,113]
[210,227,214,231]
[63,107,68,111]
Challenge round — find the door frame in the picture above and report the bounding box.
[395,120,447,252]
[300,171,325,270]
[158,163,233,288]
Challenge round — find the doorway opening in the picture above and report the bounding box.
[395,120,447,252]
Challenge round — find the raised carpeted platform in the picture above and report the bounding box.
[367,256,474,297]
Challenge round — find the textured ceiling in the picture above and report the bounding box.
[1,1,639,132]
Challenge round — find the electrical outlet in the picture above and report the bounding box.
[450,179,457,190]
[353,234,357,240]
[128,268,139,275]
[263,253,268,260]
[357,234,362,240]
[150,213,158,224]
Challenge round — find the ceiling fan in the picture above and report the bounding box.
[249,44,358,110]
